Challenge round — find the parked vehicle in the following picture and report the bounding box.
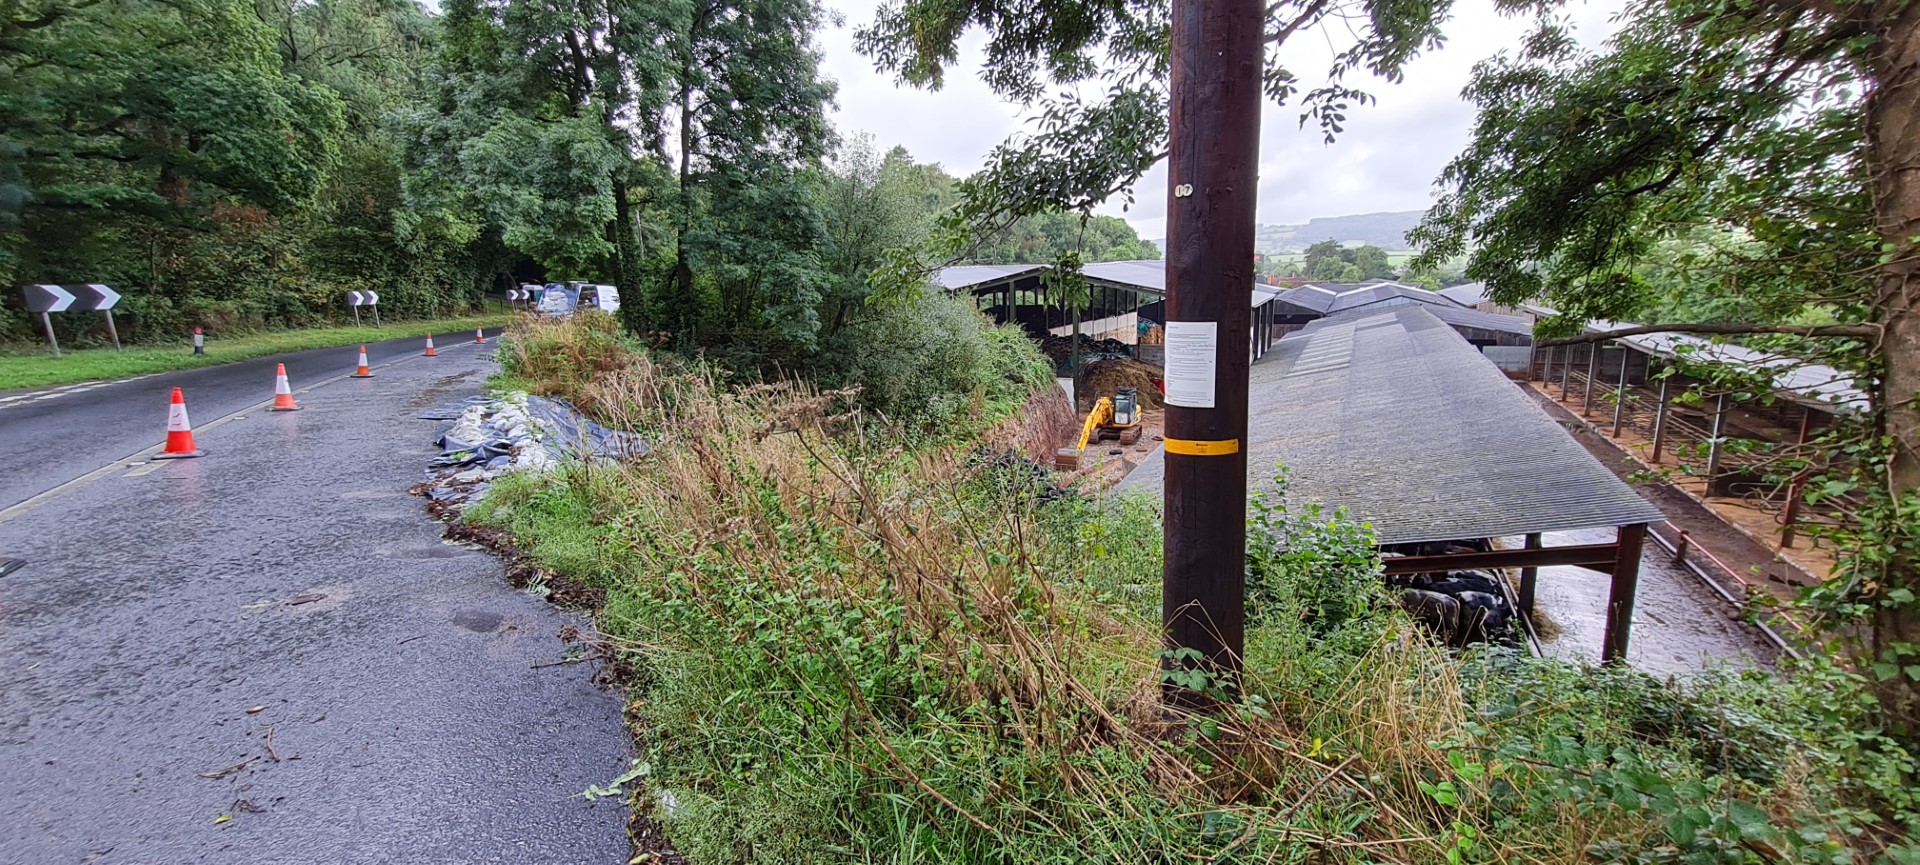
[533,282,619,317]
[537,283,575,316]
[577,284,621,314]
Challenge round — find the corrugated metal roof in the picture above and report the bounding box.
[1435,282,1492,306]
[1081,259,1167,291]
[1582,317,1868,412]
[1329,302,1533,337]
[940,260,1286,311]
[935,263,1048,291]
[1115,307,1663,544]
[1274,281,1462,314]
[1518,304,1869,412]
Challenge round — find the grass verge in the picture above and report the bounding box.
[0,312,514,391]
[466,317,1919,863]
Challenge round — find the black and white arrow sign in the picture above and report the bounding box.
[23,284,74,313]
[69,283,121,312]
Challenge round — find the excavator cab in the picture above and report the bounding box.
[1111,387,1139,427]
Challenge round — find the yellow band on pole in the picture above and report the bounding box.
[1164,438,1240,456]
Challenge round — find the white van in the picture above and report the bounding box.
[576,284,621,314]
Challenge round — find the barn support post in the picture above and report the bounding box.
[1705,392,1729,491]
[1611,345,1631,436]
[1650,373,1672,463]
[1518,532,1542,616]
[1601,522,1647,663]
[1781,407,1816,548]
[1583,342,1600,415]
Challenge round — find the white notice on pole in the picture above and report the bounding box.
[1163,321,1218,408]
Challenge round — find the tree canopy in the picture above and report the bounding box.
[854,0,1457,275]
[1415,0,1920,727]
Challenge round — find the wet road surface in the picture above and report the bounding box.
[0,329,503,511]
[0,341,632,864]
[1514,526,1779,674]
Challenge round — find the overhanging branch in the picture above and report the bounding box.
[1538,322,1880,346]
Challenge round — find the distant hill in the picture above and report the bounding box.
[1149,209,1425,255]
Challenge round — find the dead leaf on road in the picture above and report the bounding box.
[287,593,326,606]
[245,705,264,714]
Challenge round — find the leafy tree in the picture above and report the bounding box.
[965,211,1159,265]
[1413,0,1920,726]
[817,138,949,336]
[1302,239,1346,280]
[1302,240,1394,281]
[1350,244,1392,279]
[2,0,344,221]
[0,0,357,339]
[402,0,633,280]
[620,0,836,351]
[854,0,1454,275]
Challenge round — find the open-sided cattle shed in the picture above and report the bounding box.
[1117,306,1666,661]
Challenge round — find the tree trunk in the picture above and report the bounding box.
[670,83,697,342]
[1867,0,1920,731]
[610,173,637,294]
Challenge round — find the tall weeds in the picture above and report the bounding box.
[474,317,1919,864]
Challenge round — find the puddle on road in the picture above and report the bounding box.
[451,609,504,633]
[374,544,474,560]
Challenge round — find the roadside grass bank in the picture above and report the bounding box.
[0,312,513,391]
[468,316,1918,863]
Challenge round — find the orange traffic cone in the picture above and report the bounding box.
[268,363,300,411]
[351,345,374,378]
[155,387,205,459]
[473,327,486,345]
[423,334,438,357]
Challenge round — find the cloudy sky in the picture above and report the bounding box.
[814,0,1623,240]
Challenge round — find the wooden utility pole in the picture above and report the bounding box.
[1161,0,1261,703]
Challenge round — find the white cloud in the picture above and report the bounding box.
[818,0,1623,241]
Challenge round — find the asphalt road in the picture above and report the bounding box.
[0,329,503,511]
[0,338,633,864]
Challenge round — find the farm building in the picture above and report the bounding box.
[1116,306,1664,662]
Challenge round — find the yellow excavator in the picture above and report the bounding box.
[1055,386,1142,470]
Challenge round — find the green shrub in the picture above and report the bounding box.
[493,312,640,407]
[818,292,1051,431]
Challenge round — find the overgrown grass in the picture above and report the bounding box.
[470,319,1919,864]
[492,311,644,412]
[0,312,512,390]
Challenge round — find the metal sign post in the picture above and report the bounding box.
[346,290,383,326]
[23,285,75,357]
[71,284,122,350]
